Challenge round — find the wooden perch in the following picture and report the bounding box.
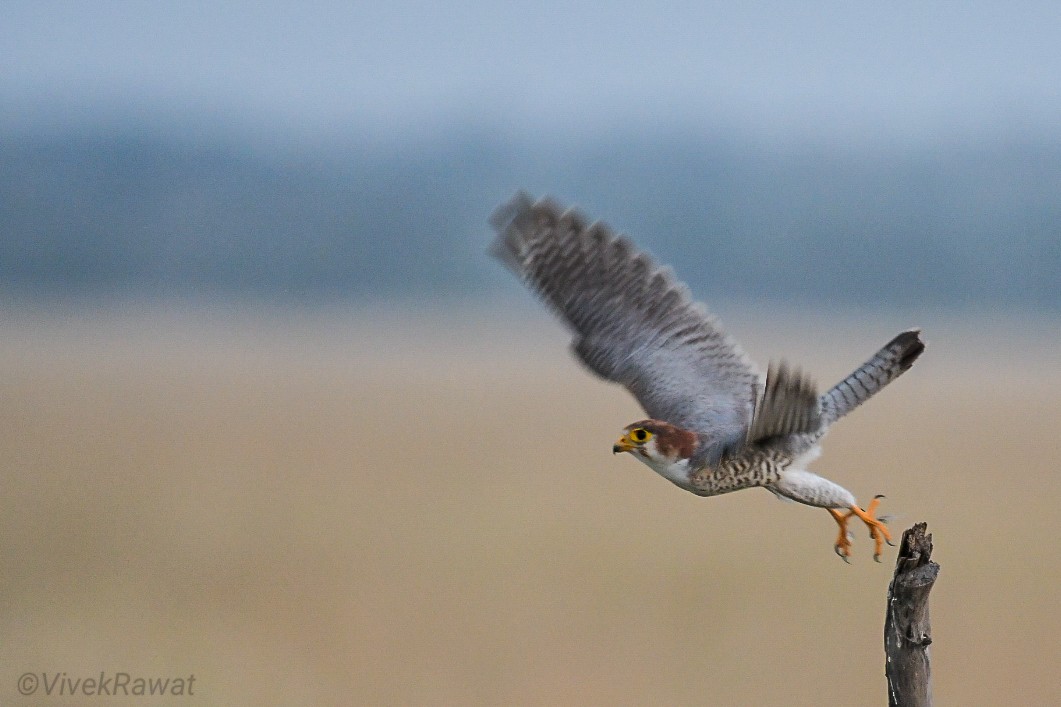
[884,522,940,707]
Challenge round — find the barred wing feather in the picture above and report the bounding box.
[490,193,761,466]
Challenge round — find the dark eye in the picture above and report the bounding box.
[631,428,647,442]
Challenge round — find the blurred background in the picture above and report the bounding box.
[2,2,1059,705]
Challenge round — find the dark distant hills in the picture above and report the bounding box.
[2,128,1059,307]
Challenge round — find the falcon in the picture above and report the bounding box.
[490,193,925,561]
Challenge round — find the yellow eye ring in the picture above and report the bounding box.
[630,428,652,444]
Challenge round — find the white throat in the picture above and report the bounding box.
[634,451,694,490]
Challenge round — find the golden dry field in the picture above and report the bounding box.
[2,301,1059,706]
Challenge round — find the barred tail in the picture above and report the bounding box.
[818,329,925,425]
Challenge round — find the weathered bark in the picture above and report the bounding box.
[884,522,940,707]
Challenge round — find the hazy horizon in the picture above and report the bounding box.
[5,2,1061,309]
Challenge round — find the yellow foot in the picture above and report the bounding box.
[828,496,895,562]
[850,495,894,561]
[828,508,854,563]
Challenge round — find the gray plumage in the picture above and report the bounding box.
[759,329,926,462]
[747,362,821,445]
[491,192,761,467]
[491,192,925,560]
[491,192,925,509]
[818,329,925,426]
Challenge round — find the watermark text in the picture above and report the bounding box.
[18,672,196,697]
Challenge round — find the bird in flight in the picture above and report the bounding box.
[491,193,925,561]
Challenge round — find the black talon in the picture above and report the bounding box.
[873,553,882,563]
[874,494,886,500]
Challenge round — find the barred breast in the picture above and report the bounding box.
[687,449,790,497]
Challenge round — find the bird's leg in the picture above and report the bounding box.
[848,495,894,561]
[828,496,893,561]
[828,508,854,562]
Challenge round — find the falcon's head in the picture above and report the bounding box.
[613,420,699,488]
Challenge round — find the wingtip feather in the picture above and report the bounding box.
[488,191,537,272]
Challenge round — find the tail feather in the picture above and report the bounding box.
[818,329,925,425]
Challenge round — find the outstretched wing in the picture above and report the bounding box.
[490,192,761,466]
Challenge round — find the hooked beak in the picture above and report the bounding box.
[613,436,635,454]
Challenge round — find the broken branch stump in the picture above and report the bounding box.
[884,522,940,707]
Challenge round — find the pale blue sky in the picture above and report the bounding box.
[4,1,1061,146]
